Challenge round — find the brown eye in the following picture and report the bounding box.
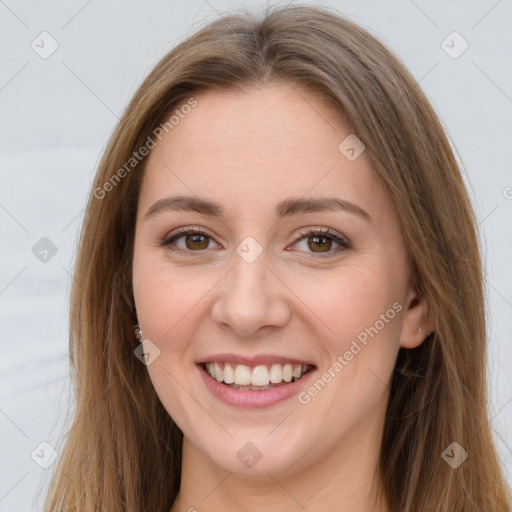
[184,233,210,250]
[291,228,351,258]
[162,228,217,252]
[307,234,333,253]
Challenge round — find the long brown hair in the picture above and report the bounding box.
[42,3,512,511]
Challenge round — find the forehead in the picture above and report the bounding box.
[139,84,389,220]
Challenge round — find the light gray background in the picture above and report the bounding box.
[1,1,511,510]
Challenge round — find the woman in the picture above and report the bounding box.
[43,4,512,511]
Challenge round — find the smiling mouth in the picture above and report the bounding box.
[201,362,314,391]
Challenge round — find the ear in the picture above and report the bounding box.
[399,286,436,349]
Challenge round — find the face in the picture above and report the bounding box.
[132,84,424,477]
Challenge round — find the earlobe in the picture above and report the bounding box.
[399,288,436,349]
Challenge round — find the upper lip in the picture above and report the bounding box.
[197,353,316,367]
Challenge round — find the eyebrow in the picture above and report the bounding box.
[143,195,371,222]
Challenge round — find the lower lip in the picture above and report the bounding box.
[198,365,316,409]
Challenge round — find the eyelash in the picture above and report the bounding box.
[160,226,351,259]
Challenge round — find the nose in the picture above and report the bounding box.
[211,250,291,337]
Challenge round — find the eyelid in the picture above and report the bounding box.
[161,225,351,257]
[288,227,351,258]
[161,225,219,248]
[294,227,351,248]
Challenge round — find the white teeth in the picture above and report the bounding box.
[269,363,283,383]
[234,364,252,385]
[205,362,311,387]
[251,365,270,386]
[292,365,302,378]
[214,362,223,382]
[223,363,235,384]
[282,364,293,383]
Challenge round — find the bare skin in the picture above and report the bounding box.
[132,83,435,512]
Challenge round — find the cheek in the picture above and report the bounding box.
[294,263,402,397]
[295,261,401,342]
[132,256,210,433]
[133,260,201,349]
[291,282,401,452]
